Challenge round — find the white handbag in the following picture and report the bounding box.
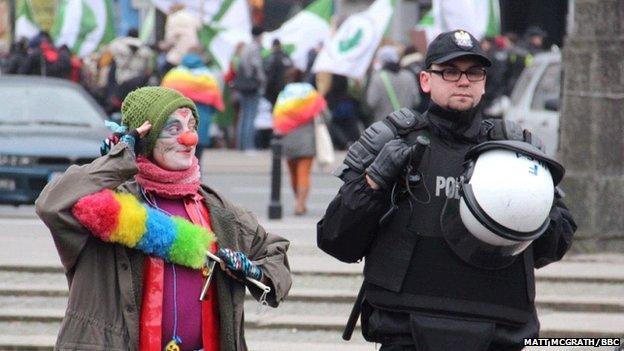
[314,113,335,168]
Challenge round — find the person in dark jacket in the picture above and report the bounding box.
[264,39,293,106]
[18,31,71,78]
[2,38,28,74]
[480,37,508,119]
[317,29,577,351]
[325,74,362,150]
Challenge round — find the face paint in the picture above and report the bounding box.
[152,108,197,170]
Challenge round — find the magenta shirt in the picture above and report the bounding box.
[155,196,203,351]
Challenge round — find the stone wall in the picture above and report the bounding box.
[560,0,624,252]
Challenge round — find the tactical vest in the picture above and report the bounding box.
[362,111,536,326]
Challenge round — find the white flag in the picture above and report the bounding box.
[262,0,333,70]
[15,0,40,40]
[52,0,115,57]
[312,0,395,80]
[418,0,500,42]
[151,0,224,23]
[199,0,252,70]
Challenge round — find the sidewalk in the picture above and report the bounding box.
[199,149,347,174]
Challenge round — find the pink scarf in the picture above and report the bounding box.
[135,156,201,199]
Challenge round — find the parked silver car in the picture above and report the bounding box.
[504,49,561,156]
[0,76,109,204]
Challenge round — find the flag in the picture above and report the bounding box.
[417,0,500,43]
[485,0,501,38]
[15,0,40,40]
[312,0,395,79]
[151,0,224,23]
[139,5,156,42]
[262,0,333,70]
[52,0,115,57]
[198,0,252,70]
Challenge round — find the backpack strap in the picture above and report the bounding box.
[379,71,401,111]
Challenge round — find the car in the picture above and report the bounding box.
[504,49,561,156]
[0,75,109,205]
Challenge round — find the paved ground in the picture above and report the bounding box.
[0,149,622,350]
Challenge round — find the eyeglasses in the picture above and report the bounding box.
[427,67,486,82]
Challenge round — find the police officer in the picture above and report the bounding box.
[317,30,577,351]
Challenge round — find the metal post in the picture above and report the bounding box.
[268,135,282,220]
[9,0,16,42]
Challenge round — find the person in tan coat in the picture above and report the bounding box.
[159,5,202,73]
[36,87,291,351]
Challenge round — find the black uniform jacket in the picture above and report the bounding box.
[317,104,577,349]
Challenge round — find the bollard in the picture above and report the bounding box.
[268,135,282,219]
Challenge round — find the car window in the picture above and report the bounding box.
[510,62,539,105]
[530,63,561,111]
[0,84,104,126]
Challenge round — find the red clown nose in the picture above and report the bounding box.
[177,131,198,146]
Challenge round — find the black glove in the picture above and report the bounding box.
[365,138,412,190]
[523,129,546,152]
[485,119,546,152]
[485,119,524,141]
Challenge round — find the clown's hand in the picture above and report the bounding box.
[100,121,151,156]
[217,248,262,280]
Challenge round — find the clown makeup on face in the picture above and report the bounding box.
[152,108,198,171]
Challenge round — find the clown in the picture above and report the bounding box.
[36,87,292,351]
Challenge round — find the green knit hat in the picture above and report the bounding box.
[121,87,199,157]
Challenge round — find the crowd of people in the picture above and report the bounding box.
[30,26,576,351]
[0,4,550,155]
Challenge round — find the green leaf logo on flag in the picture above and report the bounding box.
[329,15,375,60]
[338,28,362,53]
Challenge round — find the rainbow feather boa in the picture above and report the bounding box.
[273,82,326,135]
[72,189,214,269]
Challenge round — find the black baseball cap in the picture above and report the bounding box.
[425,30,492,68]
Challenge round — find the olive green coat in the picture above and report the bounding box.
[35,143,292,351]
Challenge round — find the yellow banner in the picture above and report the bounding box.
[31,0,56,32]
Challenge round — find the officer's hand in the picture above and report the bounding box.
[485,119,546,152]
[365,139,412,190]
[217,248,262,281]
[486,119,524,141]
[522,129,546,152]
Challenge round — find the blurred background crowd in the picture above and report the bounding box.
[0,0,565,153]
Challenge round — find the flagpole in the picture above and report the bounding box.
[9,0,16,42]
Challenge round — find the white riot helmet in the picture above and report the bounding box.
[441,140,565,269]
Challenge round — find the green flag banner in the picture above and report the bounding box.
[52,0,115,57]
[313,0,394,79]
[262,0,334,70]
[15,0,40,40]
